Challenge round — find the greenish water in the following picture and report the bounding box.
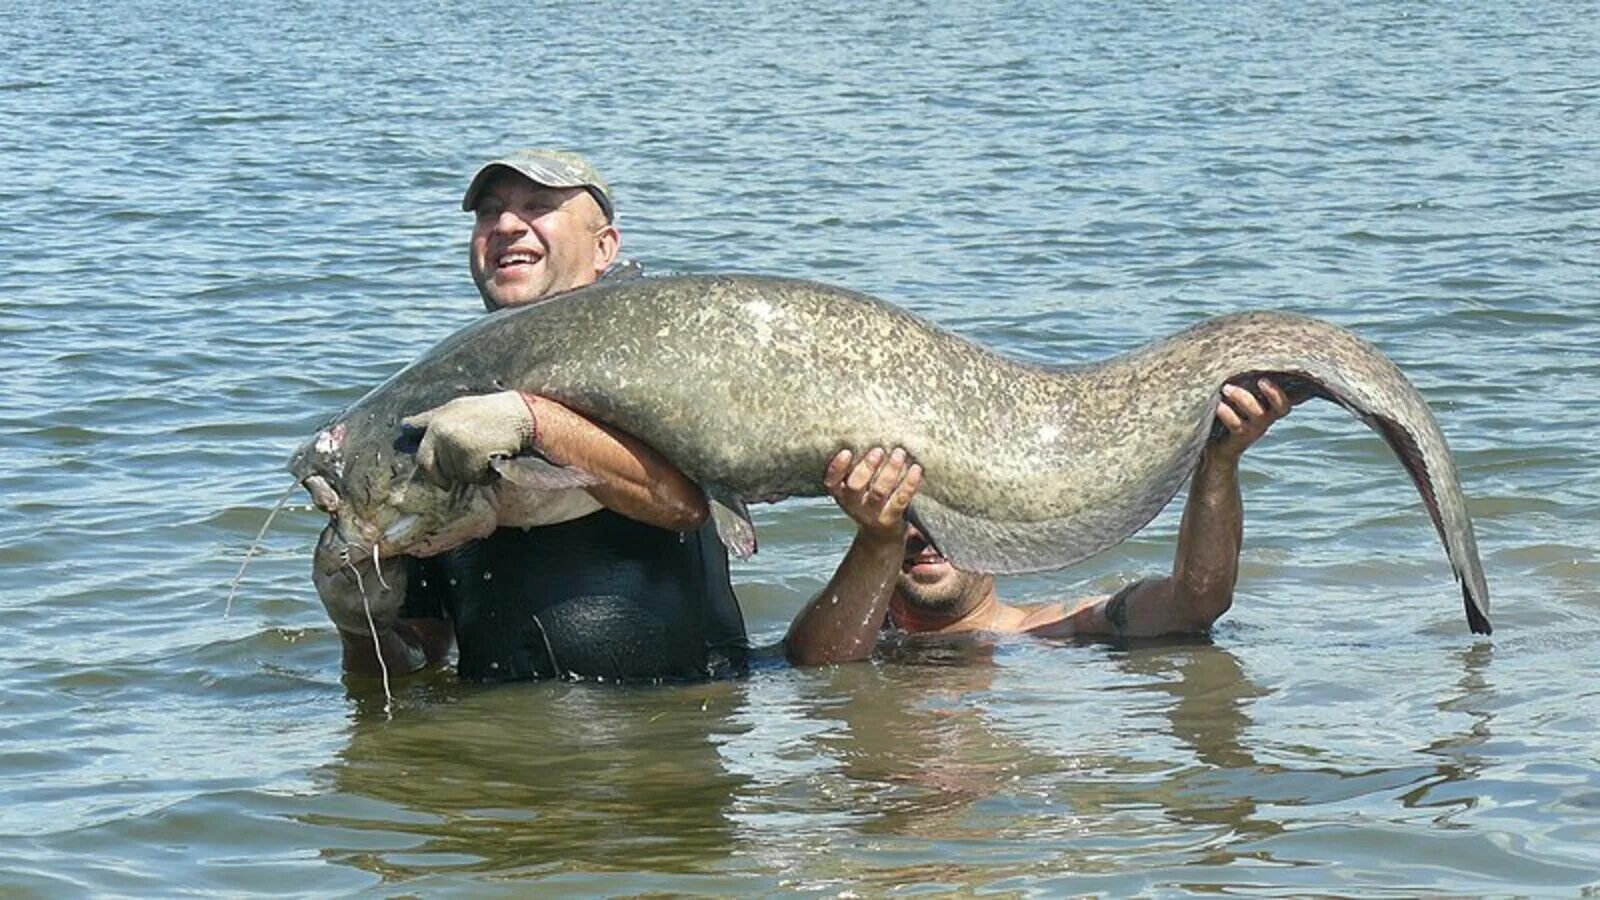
[2,0,1597,894]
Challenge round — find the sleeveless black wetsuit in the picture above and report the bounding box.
[402,510,749,683]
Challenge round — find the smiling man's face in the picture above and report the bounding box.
[468,172,615,310]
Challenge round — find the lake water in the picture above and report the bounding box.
[2,0,1598,894]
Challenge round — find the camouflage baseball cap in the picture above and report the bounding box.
[461,148,615,222]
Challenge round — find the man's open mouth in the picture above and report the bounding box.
[497,249,542,269]
[902,532,948,572]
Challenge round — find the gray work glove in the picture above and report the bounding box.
[401,391,538,486]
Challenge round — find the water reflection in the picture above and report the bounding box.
[1107,639,1276,839]
[305,630,1562,892]
[727,634,1289,887]
[1406,642,1497,823]
[813,638,1042,829]
[787,635,1278,841]
[317,676,752,880]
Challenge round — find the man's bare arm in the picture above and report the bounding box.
[786,448,922,666]
[1032,379,1291,639]
[527,395,708,532]
[405,391,708,532]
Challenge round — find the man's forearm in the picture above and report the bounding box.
[1070,381,1283,638]
[528,395,708,532]
[785,531,901,666]
[1169,446,1244,625]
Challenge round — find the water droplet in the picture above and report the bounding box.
[482,571,493,581]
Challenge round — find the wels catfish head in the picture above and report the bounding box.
[288,405,499,563]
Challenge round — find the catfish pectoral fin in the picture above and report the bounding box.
[490,454,602,490]
[707,490,758,559]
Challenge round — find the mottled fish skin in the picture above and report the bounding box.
[289,274,1490,634]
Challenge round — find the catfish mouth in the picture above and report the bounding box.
[300,474,390,559]
[305,481,420,559]
[303,474,341,514]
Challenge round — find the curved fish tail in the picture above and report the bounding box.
[1223,362,1491,634]
[1288,375,1491,634]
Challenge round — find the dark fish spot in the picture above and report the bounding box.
[394,427,424,455]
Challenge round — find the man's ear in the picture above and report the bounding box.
[593,224,621,275]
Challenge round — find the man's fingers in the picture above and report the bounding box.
[844,447,884,493]
[414,433,448,486]
[886,464,923,511]
[1260,378,1291,417]
[823,449,853,493]
[399,406,437,431]
[868,448,907,500]
[1223,383,1265,420]
[1215,400,1244,433]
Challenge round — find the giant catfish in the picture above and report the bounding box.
[290,274,1491,634]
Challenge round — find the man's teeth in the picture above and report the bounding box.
[498,252,539,266]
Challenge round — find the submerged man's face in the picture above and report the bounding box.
[896,525,992,615]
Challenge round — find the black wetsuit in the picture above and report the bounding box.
[402,509,749,683]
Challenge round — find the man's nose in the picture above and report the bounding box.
[491,208,530,235]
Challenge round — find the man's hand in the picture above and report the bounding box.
[402,391,538,487]
[822,447,923,544]
[787,447,922,666]
[1055,377,1293,640]
[1210,378,1292,463]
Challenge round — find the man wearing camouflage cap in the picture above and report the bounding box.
[314,149,750,684]
[461,149,621,310]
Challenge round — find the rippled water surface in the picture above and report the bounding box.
[3,1,1598,894]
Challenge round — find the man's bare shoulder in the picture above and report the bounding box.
[1013,594,1114,639]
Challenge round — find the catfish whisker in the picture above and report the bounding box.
[371,541,390,591]
[224,479,298,619]
[344,556,394,715]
